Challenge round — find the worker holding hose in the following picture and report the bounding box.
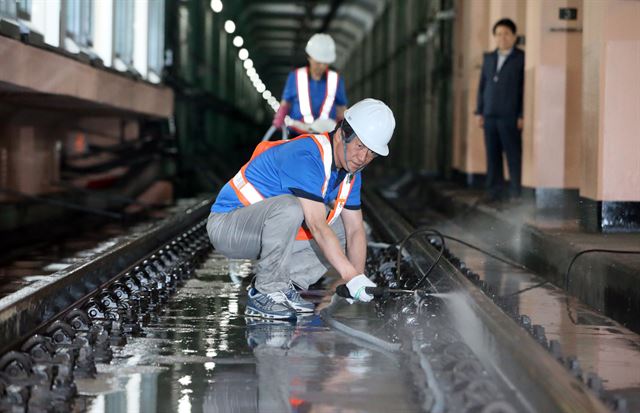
[270,33,348,138]
[207,99,395,320]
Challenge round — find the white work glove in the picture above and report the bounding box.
[346,274,377,303]
[309,118,337,133]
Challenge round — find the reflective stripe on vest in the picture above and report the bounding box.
[327,175,354,226]
[227,133,353,241]
[319,70,339,120]
[295,68,339,124]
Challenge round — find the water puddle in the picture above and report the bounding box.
[79,254,422,412]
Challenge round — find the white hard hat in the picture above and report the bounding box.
[344,99,395,156]
[305,33,336,64]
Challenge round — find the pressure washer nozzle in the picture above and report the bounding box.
[335,284,415,299]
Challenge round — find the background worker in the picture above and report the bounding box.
[207,99,395,320]
[272,33,348,136]
[475,18,525,203]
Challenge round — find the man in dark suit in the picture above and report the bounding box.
[475,18,525,202]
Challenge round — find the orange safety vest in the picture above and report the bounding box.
[228,133,354,241]
[295,67,339,124]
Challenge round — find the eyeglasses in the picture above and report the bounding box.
[341,124,377,160]
[353,139,378,160]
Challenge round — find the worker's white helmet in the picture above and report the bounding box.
[305,33,336,64]
[344,99,395,156]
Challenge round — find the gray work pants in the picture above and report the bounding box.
[207,195,345,293]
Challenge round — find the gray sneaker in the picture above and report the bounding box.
[245,288,297,320]
[283,282,315,313]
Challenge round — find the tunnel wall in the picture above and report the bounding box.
[165,0,270,196]
[341,0,454,177]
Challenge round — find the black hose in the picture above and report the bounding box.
[501,280,550,297]
[440,235,528,271]
[395,228,445,291]
[393,227,527,291]
[564,248,640,290]
[390,227,640,298]
[493,248,640,297]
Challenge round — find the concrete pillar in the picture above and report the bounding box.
[580,0,640,231]
[451,0,525,185]
[451,0,490,185]
[521,0,583,210]
[0,121,61,200]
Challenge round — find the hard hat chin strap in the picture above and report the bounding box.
[341,126,365,175]
[342,139,352,174]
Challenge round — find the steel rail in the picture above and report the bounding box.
[362,189,610,413]
[0,198,212,355]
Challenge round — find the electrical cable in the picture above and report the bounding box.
[564,248,640,290]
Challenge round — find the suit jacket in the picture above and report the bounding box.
[476,47,524,118]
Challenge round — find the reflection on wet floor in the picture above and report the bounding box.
[80,252,423,413]
[410,209,640,411]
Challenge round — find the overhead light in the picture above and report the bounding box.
[262,90,272,100]
[233,36,243,47]
[210,0,223,13]
[224,20,236,34]
[243,59,253,69]
[256,84,266,93]
[246,67,256,76]
[238,48,248,60]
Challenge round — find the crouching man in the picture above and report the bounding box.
[207,99,395,320]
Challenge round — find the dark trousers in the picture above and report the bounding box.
[483,116,522,199]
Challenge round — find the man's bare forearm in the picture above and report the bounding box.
[347,229,367,274]
[309,223,359,281]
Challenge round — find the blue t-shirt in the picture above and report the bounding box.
[282,69,348,121]
[211,136,361,213]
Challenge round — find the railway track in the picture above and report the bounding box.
[0,192,620,412]
[0,199,212,412]
[361,189,616,413]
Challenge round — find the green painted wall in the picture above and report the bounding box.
[166,0,269,196]
[342,0,454,179]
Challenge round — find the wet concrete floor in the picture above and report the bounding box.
[403,206,640,411]
[79,252,423,413]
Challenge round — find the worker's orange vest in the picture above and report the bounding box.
[228,133,354,240]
